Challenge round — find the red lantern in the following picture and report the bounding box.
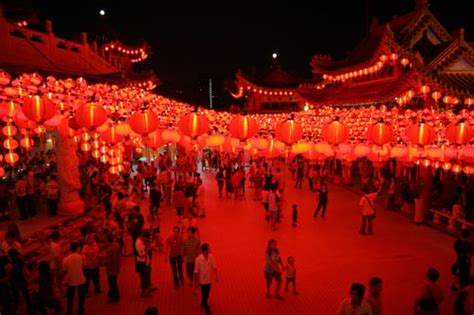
[178,111,210,139]
[229,115,259,141]
[354,144,371,157]
[0,71,11,85]
[262,139,284,158]
[20,137,34,150]
[144,130,164,149]
[442,96,452,104]
[249,137,268,150]
[206,134,225,147]
[291,141,312,154]
[406,121,435,146]
[275,114,303,145]
[75,103,107,130]
[129,110,159,136]
[322,118,349,145]
[431,91,442,101]
[22,95,56,123]
[366,120,393,146]
[4,152,19,164]
[465,98,474,106]
[161,129,181,143]
[445,119,472,145]
[101,125,124,144]
[400,58,409,67]
[420,85,430,94]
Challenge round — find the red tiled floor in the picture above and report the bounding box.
[37,172,456,314]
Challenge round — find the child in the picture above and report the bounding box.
[285,256,298,295]
[292,204,298,227]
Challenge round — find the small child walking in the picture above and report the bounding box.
[291,204,298,227]
[284,256,298,295]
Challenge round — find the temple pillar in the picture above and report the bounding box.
[414,166,433,223]
[56,133,84,215]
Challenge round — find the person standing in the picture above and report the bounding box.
[127,206,145,256]
[98,179,113,217]
[15,173,29,220]
[166,226,184,288]
[34,261,63,315]
[359,186,382,235]
[337,283,373,315]
[104,233,121,303]
[414,267,444,315]
[194,243,218,315]
[313,184,329,219]
[1,231,22,255]
[267,186,279,231]
[135,230,154,297]
[366,277,382,315]
[452,229,472,291]
[173,188,186,221]
[46,175,60,216]
[182,227,201,287]
[216,168,225,199]
[8,249,31,313]
[264,239,283,300]
[81,235,101,294]
[149,182,162,221]
[49,231,64,296]
[63,242,87,315]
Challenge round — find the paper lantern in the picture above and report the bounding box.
[3,139,18,150]
[354,144,371,157]
[129,110,159,136]
[249,137,268,150]
[0,101,18,118]
[75,103,108,130]
[0,71,11,85]
[431,91,442,101]
[81,142,91,152]
[2,125,17,136]
[406,121,435,146]
[336,143,353,155]
[291,141,312,154]
[420,85,430,94]
[314,142,333,156]
[366,120,393,146]
[229,115,259,141]
[116,122,132,136]
[20,137,34,149]
[425,146,443,160]
[275,115,303,145]
[144,130,164,149]
[4,152,19,164]
[21,95,56,123]
[161,129,181,143]
[390,145,408,158]
[0,167,4,177]
[178,111,210,139]
[206,134,225,147]
[303,149,322,161]
[322,118,349,145]
[101,125,124,144]
[443,146,458,160]
[462,145,474,163]
[262,139,284,157]
[445,120,472,145]
[368,146,390,162]
[57,118,74,136]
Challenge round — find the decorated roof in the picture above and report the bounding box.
[237,64,299,89]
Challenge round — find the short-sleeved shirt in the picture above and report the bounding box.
[46,180,60,199]
[15,179,28,197]
[337,298,373,315]
[183,238,200,263]
[267,192,278,212]
[167,235,183,257]
[2,241,22,255]
[63,253,86,286]
[359,193,377,216]
[194,254,217,285]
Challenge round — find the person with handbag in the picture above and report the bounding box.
[414,267,444,315]
[359,186,382,235]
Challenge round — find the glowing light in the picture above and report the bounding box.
[272,53,278,59]
[99,9,105,16]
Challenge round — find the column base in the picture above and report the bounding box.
[58,199,84,215]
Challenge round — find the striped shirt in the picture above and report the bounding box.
[182,238,200,263]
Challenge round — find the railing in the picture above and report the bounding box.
[429,209,474,230]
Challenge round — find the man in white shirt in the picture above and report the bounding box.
[63,242,87,315]
[338,283,373,315]
[359,186,382,235]
[194,243,218,314]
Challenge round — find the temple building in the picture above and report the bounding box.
[299,0,473,108]
[0,3,157,89]
[232,57,304,112]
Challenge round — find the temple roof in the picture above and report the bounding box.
[237,64,299,89]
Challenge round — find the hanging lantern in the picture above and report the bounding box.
[4,152,19,164]
[100,154,109,164]
[3,139,19,150]
[249,137,268,150]
[443,146,458,160]
[144,130,164,149]
[303,149,322,161]
[75,103,108,130]
[0,167,4,177]
[81,142,91,152]
[178,110,210,139]
[20,137,34,150]
[322,117,349,145]
[420,85,430,94]
[2,125,17,136]
[431,91,442,101]
[206,134,225,147]
[442,162,452,171]
[445,119,472,145]
[275,114,303,145]
[101,125,124,144]
[390,145,408,158]
[21,95,56,123]
[0,71,11,85]
[366,119,393,146]
[425,146,443,160]
[290,141,312,154]
[406,120,435,146]
[129,110,159,136]
[400,58,409,67]
[229,114,259,141]
[116,122,132,136]
[262,139,284,158]
[465,98,474,106]
[452,164,462,174]
[354,144,371,157]
[161,129,181,143]
[314,142,334,156]
[91,150,101,159]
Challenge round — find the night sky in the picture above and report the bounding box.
[5,0,473,106]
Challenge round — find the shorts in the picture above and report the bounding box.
[264,270,282,283]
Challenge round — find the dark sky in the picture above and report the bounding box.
[7,0,474,104]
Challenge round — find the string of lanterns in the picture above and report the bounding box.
[1,70,474,176]
[103,42,148,63]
